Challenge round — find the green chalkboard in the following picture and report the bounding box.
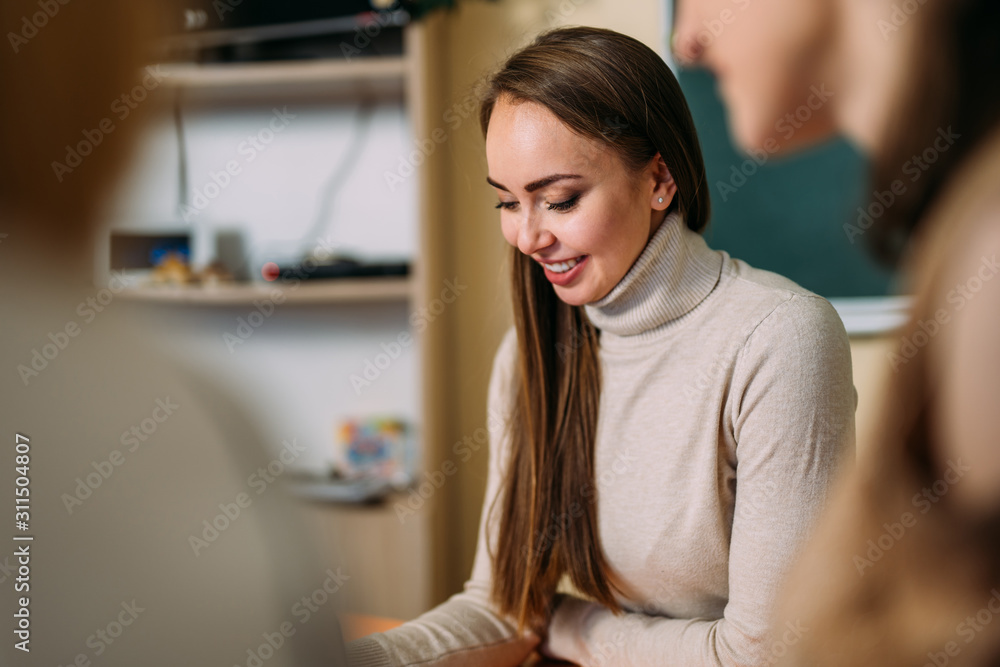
[677,68,897,298]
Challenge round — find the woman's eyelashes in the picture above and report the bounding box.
[494,193,582,212]
[548,193,581,211]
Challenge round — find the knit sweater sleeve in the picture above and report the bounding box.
[546,294,857,667]
[346,325,541,667]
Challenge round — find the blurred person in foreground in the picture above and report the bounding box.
[0,1,351,664]
[673,1,1000,665]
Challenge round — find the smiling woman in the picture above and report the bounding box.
[484,93,681,302]
[346,25,857,667]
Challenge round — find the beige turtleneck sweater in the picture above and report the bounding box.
[346,210,857,667]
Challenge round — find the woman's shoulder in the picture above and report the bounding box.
[710,254,849,351]
[497,323,518,360]
[721,252,822,303]
[487,324,519,413]
[717,265,855,416]
[490,324,518,382]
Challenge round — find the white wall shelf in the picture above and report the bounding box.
[828,295,912,336]
[159,57,408,99]
[117,276,413,305]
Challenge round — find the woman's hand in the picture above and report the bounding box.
[537,593,604,664]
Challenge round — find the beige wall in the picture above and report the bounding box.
[849,335,896,467]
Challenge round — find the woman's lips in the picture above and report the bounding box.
[539,255,588,286]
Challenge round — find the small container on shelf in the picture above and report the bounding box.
[288,415,415,504]
[333,415,414,488]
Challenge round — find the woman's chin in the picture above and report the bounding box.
[727,111,778,157]
[554,281,612,307]
[552,284,593,307]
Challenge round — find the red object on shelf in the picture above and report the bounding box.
[261,261,280,281]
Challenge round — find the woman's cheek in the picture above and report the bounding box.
[567,210,611,255]
[499,216,519,248]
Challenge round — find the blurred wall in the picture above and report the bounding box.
[851,335,895,467]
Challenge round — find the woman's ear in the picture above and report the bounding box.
[650,152,678,210]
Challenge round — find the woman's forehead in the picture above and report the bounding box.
[486,102,612,181]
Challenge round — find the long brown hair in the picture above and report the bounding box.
[867,1,1000,265]
[476,26,711,634]
[776,2,1000,664]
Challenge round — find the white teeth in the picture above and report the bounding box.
[547,256,581,273]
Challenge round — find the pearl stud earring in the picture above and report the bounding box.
[658,197,663,203]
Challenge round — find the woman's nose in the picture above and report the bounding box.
[670,8,706,67]
[516,209,553,256]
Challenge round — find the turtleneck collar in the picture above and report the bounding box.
[582,210,724,339]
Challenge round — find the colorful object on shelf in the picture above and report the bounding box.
[261,262,280,281]
[334,416,412,485]
[149,250,195,285]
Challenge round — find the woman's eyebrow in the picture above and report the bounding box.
[486,173,582,193]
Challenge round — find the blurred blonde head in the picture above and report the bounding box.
[0,0,164,248]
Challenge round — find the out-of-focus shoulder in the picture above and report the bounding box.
[498,324,518,359]
[490,324,518,383]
